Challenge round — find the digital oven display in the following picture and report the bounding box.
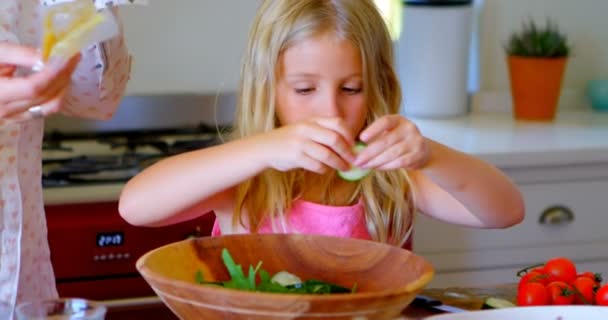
[96,232,124,247]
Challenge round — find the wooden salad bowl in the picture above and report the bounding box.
[136,234,434,320]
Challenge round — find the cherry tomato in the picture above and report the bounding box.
[543,257,577,283]
[595,284,608,306]
[578,271,603,287]
[546,281,574,305]
[518,270,549,291]
[518,282,549,306]
[571,276,596,305]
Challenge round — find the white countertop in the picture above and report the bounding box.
[411,111,608,169]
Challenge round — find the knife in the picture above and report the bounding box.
[411,295,469,313]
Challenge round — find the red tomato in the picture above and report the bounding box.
[578,271,603,286]
[571,276,596,304]
[596,285,608,306]
[518,270,549,291]
[543,257,577,283]
[547,281,574,305]
[517,282,549,306]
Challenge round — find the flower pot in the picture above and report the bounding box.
[507,56,567,121]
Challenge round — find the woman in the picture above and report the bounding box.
[0,0,142,316]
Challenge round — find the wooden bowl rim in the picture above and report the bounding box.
[136,234,434,303]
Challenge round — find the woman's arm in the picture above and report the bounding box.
[410,139,525,228]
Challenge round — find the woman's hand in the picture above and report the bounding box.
[0,42,80,121]
[256,117,357,174]
[353,114,430,170]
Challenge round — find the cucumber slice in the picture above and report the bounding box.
[337,142,371,181]
[270,271,302,287]
[483,297,516,309]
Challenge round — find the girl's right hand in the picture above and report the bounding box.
[256,117,356,174]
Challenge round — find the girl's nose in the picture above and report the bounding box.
[320,92,342,117]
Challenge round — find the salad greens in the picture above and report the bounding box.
[194,248,356,294]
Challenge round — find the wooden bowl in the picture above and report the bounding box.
[136,234,434,320]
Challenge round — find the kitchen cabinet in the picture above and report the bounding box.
[411,111,608,288]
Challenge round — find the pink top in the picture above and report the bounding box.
[211,199,372,240]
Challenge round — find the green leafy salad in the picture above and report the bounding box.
[194,248,357,294]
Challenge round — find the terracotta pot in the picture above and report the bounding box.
[507,56,568,121]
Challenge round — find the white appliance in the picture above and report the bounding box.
[397,0,473,118]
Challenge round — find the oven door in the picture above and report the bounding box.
[45,201,214,319]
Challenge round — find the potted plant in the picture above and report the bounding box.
[505,19,570,121]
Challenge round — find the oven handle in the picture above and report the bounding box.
[100,296,163,309]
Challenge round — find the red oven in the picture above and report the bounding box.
[45,202,214,301]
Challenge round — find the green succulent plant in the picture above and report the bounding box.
[505,19,570,58]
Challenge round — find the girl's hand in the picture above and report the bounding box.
[353,114,430,170]
[257,117,356,174]
[0,42,81,121]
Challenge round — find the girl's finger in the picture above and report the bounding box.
[299,149,331,174]
[304,122,355,163]
[358,141,408,169]
[313,117,355,145]
[359,115,401,143]
[354,131,405,166]
[303,140,350,171]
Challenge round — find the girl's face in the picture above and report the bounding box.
[276,32,368,136]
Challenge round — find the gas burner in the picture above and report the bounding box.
[42,153,163,187]
[41,126,225,187]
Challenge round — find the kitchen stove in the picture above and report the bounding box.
[42,125,224,187]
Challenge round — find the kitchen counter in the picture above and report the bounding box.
[411,111,608,169]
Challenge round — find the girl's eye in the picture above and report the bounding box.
[295,88,314,94]
[343,87,362,94]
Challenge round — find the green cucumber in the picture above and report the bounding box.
[337,142,371,181]
[483,297,516,309]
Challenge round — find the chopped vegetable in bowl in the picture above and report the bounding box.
[195,248,357,294]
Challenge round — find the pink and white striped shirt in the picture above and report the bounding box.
[0,0,141,316]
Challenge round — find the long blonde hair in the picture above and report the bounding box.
[232,0,414,246]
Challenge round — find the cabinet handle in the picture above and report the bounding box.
[539,205,574,225]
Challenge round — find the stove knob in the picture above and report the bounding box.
[93,255,100,261]
[108,253,115,260]
[116,253,123,259]
[99,254,107,261]
[124,253,130,259]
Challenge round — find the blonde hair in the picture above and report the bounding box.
[232,0,414,246]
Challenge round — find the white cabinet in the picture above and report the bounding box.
[414,163,608,288]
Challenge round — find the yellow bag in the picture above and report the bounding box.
[42,0,119,61]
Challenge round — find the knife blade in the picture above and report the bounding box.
[411,295,469,313]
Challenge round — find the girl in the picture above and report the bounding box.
[119,0,524,248]
[0,0,141,316]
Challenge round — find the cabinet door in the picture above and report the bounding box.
[413,179,608,286]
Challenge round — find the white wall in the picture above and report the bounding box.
[119,0,261,95]
[479,0,608,93]
[118,0,607,97]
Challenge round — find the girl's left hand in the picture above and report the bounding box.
[353,114,430,170]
